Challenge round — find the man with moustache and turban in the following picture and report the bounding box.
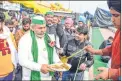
[18,16,61,80]
[84,0,121,80]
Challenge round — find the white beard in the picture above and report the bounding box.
[35,34,44,38]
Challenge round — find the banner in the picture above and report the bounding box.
[3,1,20,11]
[9,1,50,14]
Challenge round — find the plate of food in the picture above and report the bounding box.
[49,63,71,71]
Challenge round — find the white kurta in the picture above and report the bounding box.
[18,32,60,80]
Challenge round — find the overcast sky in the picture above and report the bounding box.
[47,1,109,15]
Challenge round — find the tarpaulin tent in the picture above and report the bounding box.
[50,2,72,12]
[37,1,50,8]
[93,7,113,27]
[84,11,94,22]
[20,5,33,14]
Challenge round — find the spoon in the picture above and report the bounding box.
[61,48,85,63]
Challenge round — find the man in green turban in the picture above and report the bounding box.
[18,16,61,80]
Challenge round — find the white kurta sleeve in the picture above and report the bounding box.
[18,34,41,71]
[48,34,61,63]
[55,35,60,48]
[53,47,61,63]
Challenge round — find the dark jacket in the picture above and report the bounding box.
[99,40,111,49]
[46,24,67,48]
[99,40,111,63]
[56,24,64,38]
[55,24,67,48]
[63,38,94,72]
[46,24,57,35]
[63,28,75,46]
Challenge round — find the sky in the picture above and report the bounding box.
[47,1,109,15]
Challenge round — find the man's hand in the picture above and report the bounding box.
[79,63,87,70]
[84,45,95,54]
[95,67,109,80]
[41,64,50,74]
[58,48,63,54]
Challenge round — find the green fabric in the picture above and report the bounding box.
[91,28,107,76]
[30,30,40,80]
[44,33,54,76]
[30,30,54,80]
[32,19,46,25]
[45,11,54,16]
[4,12,11,20]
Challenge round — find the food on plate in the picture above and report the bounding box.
[60,63,70,70]
[51,64,64,69]
[50,63,70,70]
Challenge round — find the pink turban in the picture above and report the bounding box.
[65,18,74,25]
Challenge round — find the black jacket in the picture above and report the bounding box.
[56,24,67,48]
[46,24,57,35]
[63,39,94,72]
[99,40,111,49]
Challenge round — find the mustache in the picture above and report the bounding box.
[40,32,45,34]
[37,32,45,35]
[23,28,30,31]
[47,20,52,22]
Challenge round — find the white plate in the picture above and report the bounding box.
[49,63,71,71]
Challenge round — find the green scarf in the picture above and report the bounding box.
[30,30,54,80]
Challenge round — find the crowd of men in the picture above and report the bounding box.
[0,0,121,80]
[0,9,93,81]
